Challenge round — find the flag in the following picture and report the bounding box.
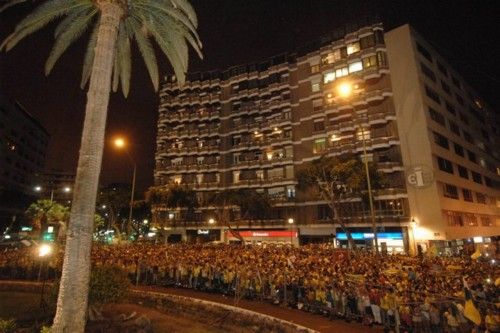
[463,299,481,325]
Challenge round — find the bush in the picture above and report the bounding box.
[0,318,17,333]
[89,265,130,305]
[40,326,52,333]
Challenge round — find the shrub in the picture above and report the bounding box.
[0,318,17,333]
[89,265,130,305]
[40,326,52,333]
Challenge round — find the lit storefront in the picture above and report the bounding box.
[224,230,298,244]
[335,227,407,253]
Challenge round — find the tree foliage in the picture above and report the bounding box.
[25,199,69,231]
[1,0,203,96]
[297,155,385,248]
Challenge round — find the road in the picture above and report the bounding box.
[134,286,384,333]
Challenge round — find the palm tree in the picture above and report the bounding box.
[1,1,201,331]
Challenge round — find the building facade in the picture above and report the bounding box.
[0,94,49,228]
[154,23,499,253]
[34,169,75,204]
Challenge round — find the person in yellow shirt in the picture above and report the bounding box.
[486,309,500,333]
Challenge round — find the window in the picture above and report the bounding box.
[335,67,348,78]
[312,99,323,111]
[429,107,445,126]
[360,34,375,49]
[462,189,473,202]
[416,42,432,62]
[322,49,341,64]
[445,211,463,226]
[471,171,482,184]
[449,121,460,136]
[348,61,363,73]
[463,131,473,143]
[437,61,448,76]
[445,102,456,115]
[310,64,320,74]
[437,156,453,174]
[313,138,326,154]
[441,80,451,95]
[443,183,459,199]
[425,85,441,104]
[476,193,487,204]
[362,55,377,68]
[464,214,478,226]
[467,150,476,163]
[346,42,360,55]
[233,171,240,183]
[232,135,241,146]
[421,62,436,82]
[312,82,320,92]
[233,153,241,164]
[458,165,468,179]
[433,132,449,149]
[313,120,325,132]
[323,72,335,84]
[480,216,492,226]
[377,51,387,67]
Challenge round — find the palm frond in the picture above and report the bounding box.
[0,0,27,14]
[45,7,97,75]
[80,18,99,89]
[1,0,91,51]
[128,15,159,91]
[116,21,131,97]
[170,0,198,27]
[54,6,92,38]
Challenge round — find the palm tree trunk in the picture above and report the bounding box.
[52,2,123,332]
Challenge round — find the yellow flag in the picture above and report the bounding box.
[471,249,481,260]
[464,300,481,325]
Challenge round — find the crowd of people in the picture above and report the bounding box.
[1,242,499,333]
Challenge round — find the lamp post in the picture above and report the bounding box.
[114,137,137,237]
[38,244,52,311]
[34,185,71,203]
[335,82,379,255]
[287,218,294,245]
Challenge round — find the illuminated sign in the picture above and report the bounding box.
[406,165,434,189]
[336,232,403,240]
[225,230,297,238]
[197,229,209,235]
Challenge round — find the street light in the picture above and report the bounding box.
[334,81,379,255]
[38,244,52,311]
[113,136,137,236]
[287,218,294,245]
[34,185,71,203]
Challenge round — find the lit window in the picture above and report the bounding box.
[322,49,341,64]
[311,64,320,73]
[313,138,326,154]
[357,128,370,141]
[233,171,240,183]
[323,71,336,84]
[362,55,377,68]
[335,67,348,78]
[348,61,363,73]
[312,82,320,92]
[173,176,182,184]
[347,42,360,55]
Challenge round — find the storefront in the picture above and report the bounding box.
[224,230,298,244]
[335,227,407,253]
[186,229,221,243]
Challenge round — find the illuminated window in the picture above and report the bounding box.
[310,64,320,73]
[335,67,348,78]
[348,61,363,73]
[362,55,377,68]
[356,128,371,141]
[322,49,342,64]
[196,174,203,184]
[312,99,323,111]
[323,71,335,84]
[313,138,326,154]
[256,170,264,180]
[172,175,182,184]
[346,42,360,55]
[312,80,320,92]
[233,171,240,183]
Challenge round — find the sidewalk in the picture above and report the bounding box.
[134,286,384,333]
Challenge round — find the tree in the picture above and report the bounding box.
[97,184,131,237]
[25,199,69,236]
[297,155,384,249]
[1,0,201,331]
[208,189,272,243]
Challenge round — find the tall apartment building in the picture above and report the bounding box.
[154,23,499,253]
[0,94,49,228]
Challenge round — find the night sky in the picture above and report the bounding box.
[1,0,499,196]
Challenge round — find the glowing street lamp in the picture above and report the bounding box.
[208,218,215,224]
[334,81,379,255]
[38,244,52,257]
[113,136,137,235]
